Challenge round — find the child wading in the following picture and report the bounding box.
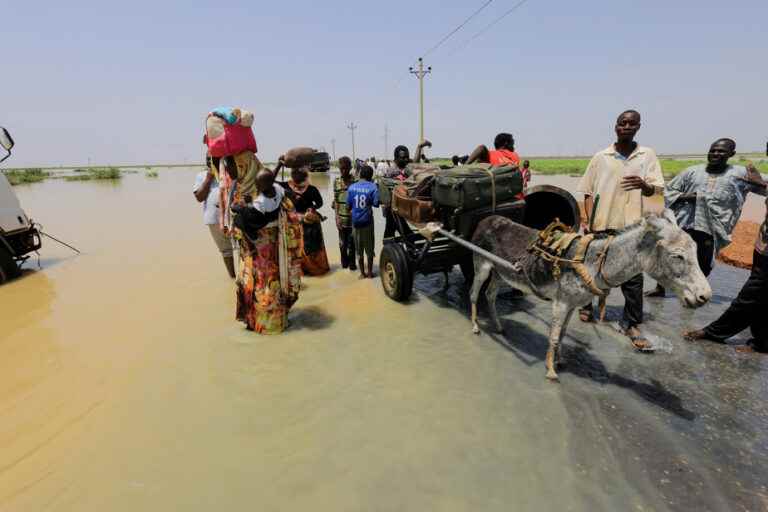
[346,165,380,278]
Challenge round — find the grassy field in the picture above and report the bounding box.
[64,167,122,181]
[430,156,768,178]
[4,168,51,185]
[530,157,768,178]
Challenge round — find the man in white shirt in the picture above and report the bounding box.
[375,159,389,178]
[576,110,665,350]
[194,157,236,278]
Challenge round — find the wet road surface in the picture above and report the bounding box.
[0,169,766,511]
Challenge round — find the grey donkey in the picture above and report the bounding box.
[469,210,712,381]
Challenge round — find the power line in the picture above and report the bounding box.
[421,0,495,59]
[447,0,531,57]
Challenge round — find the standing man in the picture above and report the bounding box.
[381,141,431,238]
[647,140,767,296]
[576,110,665,349]
[347,165,380,278]
[194,156,236,278]
[332,156,357,271]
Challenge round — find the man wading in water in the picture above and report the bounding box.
[647,139,767,297]
[576,110,665,350]
[332,156,357,271]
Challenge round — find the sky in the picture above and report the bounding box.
[1,0,766,167]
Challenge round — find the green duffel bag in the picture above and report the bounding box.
[432,164,523,211]
[377,176,399,206]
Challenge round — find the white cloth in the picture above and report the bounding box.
[251,183,285,213]
[194,171,221,225]
[375,161,388,177]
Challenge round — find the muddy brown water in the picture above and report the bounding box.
[1,169,767,511]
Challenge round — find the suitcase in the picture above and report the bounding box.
[432,164,523,211]
[391,184,436,224]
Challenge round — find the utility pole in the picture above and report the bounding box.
[331,138,336,162]
[347,123,358,162]
[409,58,432,144]
[383,123,389,159]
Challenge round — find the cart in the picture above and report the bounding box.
[379,185,581,302]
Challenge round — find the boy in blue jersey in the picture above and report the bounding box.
[346,165,380,278]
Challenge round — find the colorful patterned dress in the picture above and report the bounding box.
[222,152,303,334]
[235,199,303,334]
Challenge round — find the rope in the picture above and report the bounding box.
[481,167,497,212]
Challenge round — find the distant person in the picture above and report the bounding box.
[194,156,235,278]
[466,132,521,167]
[684,176,768,352]
[279,166,330,276]
[332,156,357,270]
[576,109,665,350]
[647,139,768,297]
[375,158,388,177]
[521,159,532,190]
[347,165,380,278]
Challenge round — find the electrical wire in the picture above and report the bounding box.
[420,0,495,59]
[447,0,531,57]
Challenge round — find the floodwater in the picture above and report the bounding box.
[1,169,767,511]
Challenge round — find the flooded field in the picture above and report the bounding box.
[1,169,767,511]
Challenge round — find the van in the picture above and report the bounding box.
[0,127,42,283]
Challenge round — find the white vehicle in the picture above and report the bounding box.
[0,127,41,283]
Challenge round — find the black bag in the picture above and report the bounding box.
[432,165,523,211]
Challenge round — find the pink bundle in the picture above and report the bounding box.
[205,107,257,157]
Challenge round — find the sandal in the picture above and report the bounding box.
[625,327,654,352]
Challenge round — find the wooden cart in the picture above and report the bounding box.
[379,185,581,302]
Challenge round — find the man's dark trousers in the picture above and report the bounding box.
[704,251,768,349]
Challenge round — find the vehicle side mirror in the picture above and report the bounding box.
[0,127,14,152]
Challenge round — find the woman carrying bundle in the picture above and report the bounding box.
[224,155,303,334]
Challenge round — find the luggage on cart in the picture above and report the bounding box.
[391,184,437,224]
[432,164,523,211]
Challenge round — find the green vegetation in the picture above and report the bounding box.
[529,158,768,178]
[145,169,159,178]
[64,167,122,181]
[4,168,51,185]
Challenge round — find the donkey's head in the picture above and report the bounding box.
[639,210,712,308]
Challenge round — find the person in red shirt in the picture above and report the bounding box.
[466,132,521,167]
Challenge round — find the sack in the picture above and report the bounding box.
[432,164,523,211]
[391,184,436,224]
[206,107,257,157]
[283,147,315,168]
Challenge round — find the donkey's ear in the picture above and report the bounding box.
[662,209,678,227]
[644,213,668,235]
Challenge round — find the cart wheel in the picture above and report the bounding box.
[380,243,413,302]
[0,246,20,284]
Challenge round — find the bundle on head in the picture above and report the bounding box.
[283,147,316,168]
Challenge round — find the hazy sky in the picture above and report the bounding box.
[2,0,766,166]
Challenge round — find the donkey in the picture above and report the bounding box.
[469,210,712,381]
